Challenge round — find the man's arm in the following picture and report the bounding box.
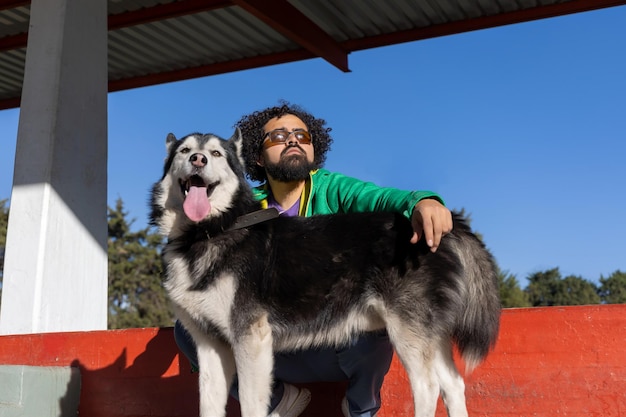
[316,170,453,251]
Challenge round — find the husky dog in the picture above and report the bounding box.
[150,130,501,417]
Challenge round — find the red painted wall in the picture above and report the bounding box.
[0,305,624,416]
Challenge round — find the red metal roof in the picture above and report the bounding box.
[1,0,625,110]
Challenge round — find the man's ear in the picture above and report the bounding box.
[256,154,265,167]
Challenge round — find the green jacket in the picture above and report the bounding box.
[252,169,444,218]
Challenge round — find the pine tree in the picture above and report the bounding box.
[554,275,600,306]
[525,267,600,306]
[107,198,173,329]
[598,270,626,304]
[498,269,531,308]
[525,268,562,306]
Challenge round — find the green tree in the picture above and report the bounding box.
[598,270,626,304]
[526,268,563,306]
[108,198,173,329]
[554,275,600,306]
[525,267,600,306]
[498,269,531,308]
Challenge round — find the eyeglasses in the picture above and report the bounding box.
[262,129,312,147]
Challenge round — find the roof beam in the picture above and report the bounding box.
[108,0,230,30]
[231,0,350,72]
[0,0,29,10]
[108,48,318,92]
[343,0,626,51]
[0,0,232,51]
[0,32,27,52]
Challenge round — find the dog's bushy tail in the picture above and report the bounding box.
[451,215,501,373]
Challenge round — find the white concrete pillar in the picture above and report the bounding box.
[0,0,108,334]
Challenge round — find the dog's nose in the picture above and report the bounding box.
[189,153,207,167]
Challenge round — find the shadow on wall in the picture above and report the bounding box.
[54,328,345,417]
[59,366,81,417]
[62,328,201,417]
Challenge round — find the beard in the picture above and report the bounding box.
[264,149,317,182]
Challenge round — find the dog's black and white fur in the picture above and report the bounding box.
[150,130,501,417]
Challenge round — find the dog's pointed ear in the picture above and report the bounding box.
[166,133,178,153]
[230,127,245,167]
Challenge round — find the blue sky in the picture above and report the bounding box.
[1,6,624,286]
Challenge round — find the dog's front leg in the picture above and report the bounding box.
[195,333,237,417]
[233,314,274,417]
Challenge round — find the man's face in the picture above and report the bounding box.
[258,114,316,182]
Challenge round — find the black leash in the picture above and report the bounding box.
[228,208,280,231]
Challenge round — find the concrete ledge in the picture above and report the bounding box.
[0,305,624,416]
[0,365,80,417]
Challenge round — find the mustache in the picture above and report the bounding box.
[280,144,305,157]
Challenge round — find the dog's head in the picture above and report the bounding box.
[150,129,248,237]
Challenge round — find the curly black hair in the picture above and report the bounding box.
[234,100,333,183]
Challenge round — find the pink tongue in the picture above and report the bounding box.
[183,185,211,222]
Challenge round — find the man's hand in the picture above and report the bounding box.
[410,199,453,252]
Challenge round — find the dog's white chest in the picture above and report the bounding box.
[165,255,237,337]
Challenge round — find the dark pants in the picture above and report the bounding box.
[174,320,393,417]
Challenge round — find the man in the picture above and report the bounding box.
[175,102,452,417]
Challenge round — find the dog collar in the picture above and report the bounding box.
[229,208,280,231]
